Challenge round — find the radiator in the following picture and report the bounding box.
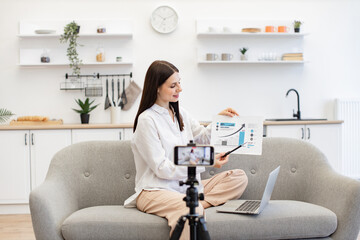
[335,99,360,178]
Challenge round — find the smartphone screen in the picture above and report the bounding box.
[174,146,214,166]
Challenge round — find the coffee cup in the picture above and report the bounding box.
[206,53,218,61]
[265,26,275,33]
[221,53,233,61]
[278,26,290,33]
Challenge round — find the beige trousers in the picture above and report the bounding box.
[136,169,248,240]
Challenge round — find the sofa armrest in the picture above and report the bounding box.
[304,168,360,240]
[30,180,79,240]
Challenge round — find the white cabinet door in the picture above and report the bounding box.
[306,124,342,173]
[30,130,71,189]
[266,124,342,173]
[0,130,30,204]
[266,125,305,139]
[72,129,124,144]
[123,128,133,141]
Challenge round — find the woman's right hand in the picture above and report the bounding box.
[213,152,229,168]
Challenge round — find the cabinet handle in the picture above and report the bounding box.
[31,133,34,145]
[119,131,122,140]
[25,133,28,145]
[307,128,311,139]
[301,128,304,139]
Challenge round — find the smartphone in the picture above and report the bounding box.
[174,145,214,166]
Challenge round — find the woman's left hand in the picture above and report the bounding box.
[213,152,229,168]
[218,108,239,117]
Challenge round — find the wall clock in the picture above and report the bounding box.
[151,5,178,34]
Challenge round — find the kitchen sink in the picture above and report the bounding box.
[265,118,327,121]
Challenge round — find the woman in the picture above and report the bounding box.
[124,60,248,240]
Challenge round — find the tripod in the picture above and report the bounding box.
[170,167,211,240]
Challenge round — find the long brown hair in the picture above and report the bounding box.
[133,60,184,132]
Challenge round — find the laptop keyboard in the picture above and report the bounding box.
[235,200,260,212]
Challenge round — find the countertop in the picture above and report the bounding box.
[263,120,343,125]
[0,123,134,130]
[0,120,343,130]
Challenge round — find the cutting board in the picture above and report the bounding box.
[10,119,63,125]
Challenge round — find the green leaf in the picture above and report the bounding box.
[0,108,15,123]
[60,21,82,75]
[72,98,98,114]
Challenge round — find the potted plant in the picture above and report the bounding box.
[0,108,14,123]
[60,21,82,75]
[239,47,249,60]
[72,98,99,124]
[293,20,303,33]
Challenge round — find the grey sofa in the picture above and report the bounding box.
[30,138,360,240]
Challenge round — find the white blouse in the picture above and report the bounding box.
[124,104,212,207]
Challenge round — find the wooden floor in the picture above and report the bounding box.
[0,215,35,240]
[0,214,359,240]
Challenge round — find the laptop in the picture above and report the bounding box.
[216,166,280,215]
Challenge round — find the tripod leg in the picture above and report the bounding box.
[197,216,211,240]
[170,216,187,240]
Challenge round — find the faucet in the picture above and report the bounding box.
[286,89,301,120]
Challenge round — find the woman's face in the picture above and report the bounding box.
[156,72,182,106]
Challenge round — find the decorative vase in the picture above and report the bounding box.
[241,54,248,61]
[80,113,89,124]
[294,28,300,33]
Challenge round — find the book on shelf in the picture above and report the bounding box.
[282,57,304,61]
[281,52,304,61]
[282,53,303,57]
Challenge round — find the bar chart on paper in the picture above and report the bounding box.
[211,116,263,155]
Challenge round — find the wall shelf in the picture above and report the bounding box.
[18,62,133,67]
[198,60,308,64]
[197,32,308,38]
[18,33,132,38]
[196,19,308,65]
[18,20,133,67]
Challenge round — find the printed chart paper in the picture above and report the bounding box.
[211,116,263,155]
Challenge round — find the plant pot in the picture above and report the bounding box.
[80,113,89,124]
[294,28,300,33]
[241,54,248,61]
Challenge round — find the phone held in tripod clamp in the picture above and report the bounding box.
[174,145,214,166]
[170,140,212,240]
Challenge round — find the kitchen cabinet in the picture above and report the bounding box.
[265,124,342,173]
[18,20,133,67]
[0,129,71,204]
[0,130,30,204]
[72,128,133,143]
[0,125,131,211]
[72,128,124,143]
[30,130,71,189]
[123,128,133,140]
[196,19,307,64]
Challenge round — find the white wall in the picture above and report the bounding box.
[0,0,359,124]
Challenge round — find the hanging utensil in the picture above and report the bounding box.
[117,77,121,107]
[123,77,128,106]
[111,77,116,107]
[120,77,128,109]
[108,94,114,107]
[104,78,111,110]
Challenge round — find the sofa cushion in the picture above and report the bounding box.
[207,200,337,240]
[61,206,170,240]
[62,200,336,240]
